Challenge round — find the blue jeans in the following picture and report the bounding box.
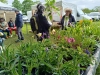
[0,29,10,36]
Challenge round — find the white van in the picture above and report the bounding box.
[31,0,92,22]
[88,12,100,21]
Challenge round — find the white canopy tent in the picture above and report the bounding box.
[31,0,77,21]
[0,2,17,11]
[0,2,17,22]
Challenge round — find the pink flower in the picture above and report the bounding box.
[66,38,75,43]
[65,37,75,43]
[70,38,75,42]
[67,38,72,43]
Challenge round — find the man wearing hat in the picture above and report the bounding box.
[58,8,76,30]
[15,10,24,42]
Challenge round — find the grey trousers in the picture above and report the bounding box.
[17,27,24,40]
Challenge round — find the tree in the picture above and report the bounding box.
[12,0,22,11]
[0,0,7,3]
[22,0,39,14]
[93,6,100,12]
[82,8,91,13]
[45,0,59,23]
[82,8,98,13]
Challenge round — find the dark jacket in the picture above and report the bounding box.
[59,14,76,30]
[15,13,23,27]
[8,21,14,27]
[38,13,50,33]
[30,13,50,33]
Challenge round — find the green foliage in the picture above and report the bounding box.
[93,6,100,11]
[82,7,99,13]
[0,40,93,75]
[22,0,39,14]
[82,8,92,13]
[45,0,59,22]
[0,0,7,3]
[0,20,100,74]
[12,0,22,11]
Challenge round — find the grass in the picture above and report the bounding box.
[3,22,100,75]
[4,24,35,49]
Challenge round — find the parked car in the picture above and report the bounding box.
[88,12,100,21]
[23,15,28,21]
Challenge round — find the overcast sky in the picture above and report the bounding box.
[7,0,100,9]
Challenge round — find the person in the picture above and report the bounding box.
[0,18,10,38]
[58,8,76,30]
[8,18,17,36]
[15,10,24,42]
[30,3,51,41]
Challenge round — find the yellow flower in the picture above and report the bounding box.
[37,33,42,37]
[52,29,56,34]
[79,20,83,24]
[90,19,93,23]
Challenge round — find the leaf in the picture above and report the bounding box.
[0,70,6,74]
[18,60,22,75]
[10,56,19,70]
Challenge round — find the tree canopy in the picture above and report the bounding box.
[0,0,7,3]
[12,0,22,11]
[22,0,39,14]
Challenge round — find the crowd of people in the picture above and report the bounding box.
[0,3,76,43]
[30,3,76,41]
[0,10,24,43]
[0,18,16,39]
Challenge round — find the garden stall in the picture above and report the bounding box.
[0,2,17,22]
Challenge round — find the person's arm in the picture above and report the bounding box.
[72,16,75,22]
[57,16,65,30]
[41,15,51,29]
[8,22,10,27]
[4,22,8,30]
[58,16,65,25]
[0,25,3,30]
[71,16,77,26]
[0,26,3,30]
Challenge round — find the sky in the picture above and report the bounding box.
[7,0,100,9]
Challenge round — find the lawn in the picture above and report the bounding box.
[4,24,35,49]
[3,22,100,75]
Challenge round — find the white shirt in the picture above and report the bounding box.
[64,16,69,28]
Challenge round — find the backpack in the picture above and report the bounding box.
[30,14,39,33]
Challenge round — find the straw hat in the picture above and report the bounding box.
[64,8,72,13]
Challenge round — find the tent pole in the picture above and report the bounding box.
[4,11,6,21]
[60,7,63,20]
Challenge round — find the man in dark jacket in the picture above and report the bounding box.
[15,10,24,42]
